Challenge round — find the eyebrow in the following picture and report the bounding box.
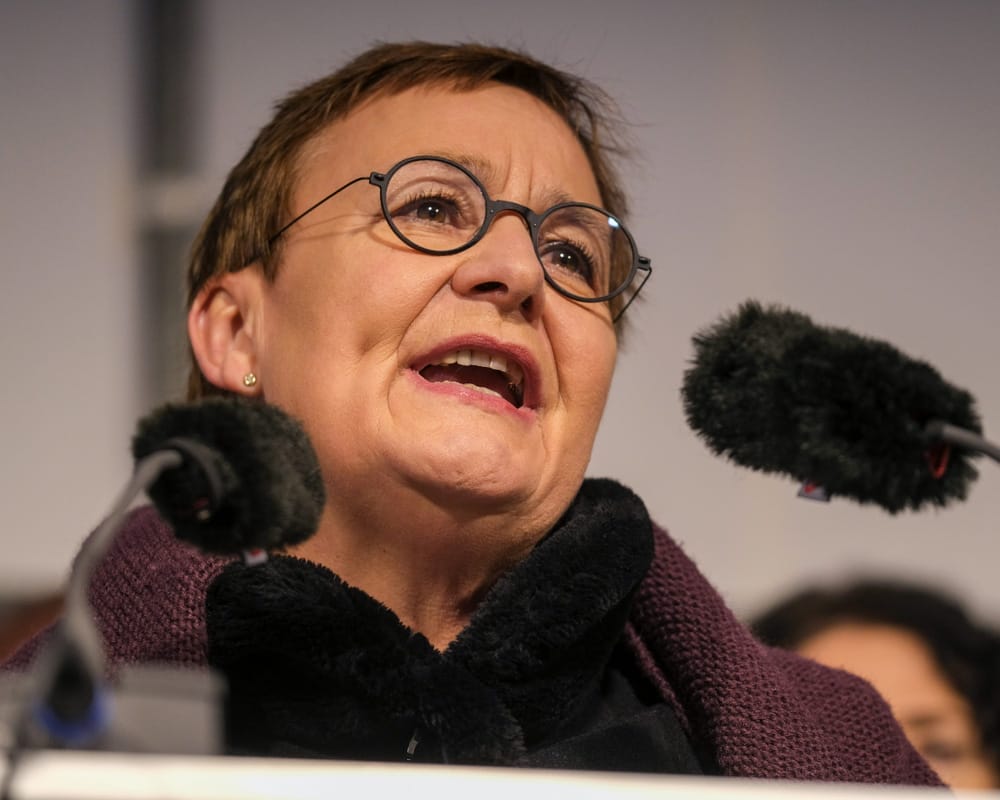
[432,149,577,208]
[901,713,953,730]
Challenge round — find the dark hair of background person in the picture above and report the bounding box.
[185,41,634,401]
[750,579,1000,778]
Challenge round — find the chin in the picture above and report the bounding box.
[413,446,542,500]
[414,458,540,507]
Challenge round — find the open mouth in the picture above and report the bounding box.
[418,349,526,409]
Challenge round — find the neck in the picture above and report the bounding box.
[287,497,544,650]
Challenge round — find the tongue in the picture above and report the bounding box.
[420,364,519,407]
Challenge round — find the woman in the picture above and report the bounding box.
[4,41,940,783]
[752,579,1000,789]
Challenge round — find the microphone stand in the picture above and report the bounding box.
[20,452,185,747]
[1,450,223,800]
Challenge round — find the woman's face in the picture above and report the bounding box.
[796,622,999,789]
[247,84,618,554]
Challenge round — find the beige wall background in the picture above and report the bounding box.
[2,0,998,621]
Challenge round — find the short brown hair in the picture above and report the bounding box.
[186,41,633,400]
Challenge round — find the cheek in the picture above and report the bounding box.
[557,316,617,410]
[266,243,439,354]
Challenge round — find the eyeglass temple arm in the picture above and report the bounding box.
[612,257,652,323]
[267,174,373,246]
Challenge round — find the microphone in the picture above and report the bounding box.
[2,396,324,758]
[132,396,325,555]
[681,300,994,514]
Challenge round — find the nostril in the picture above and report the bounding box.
[474,281,506,293]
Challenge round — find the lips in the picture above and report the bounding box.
[415,345,533,409]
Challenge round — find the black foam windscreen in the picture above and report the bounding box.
[681,300,982,513]
[132,396,325,552]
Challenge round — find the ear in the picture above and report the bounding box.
[188,268,266,395]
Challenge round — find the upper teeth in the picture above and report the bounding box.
[434,349,524,387]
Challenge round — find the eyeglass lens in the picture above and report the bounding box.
[380,158,637,303]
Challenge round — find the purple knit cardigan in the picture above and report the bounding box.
[6,506,940,785]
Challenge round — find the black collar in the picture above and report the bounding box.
[206,478,653,764]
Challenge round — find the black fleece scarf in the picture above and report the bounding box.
[205,478,653,765]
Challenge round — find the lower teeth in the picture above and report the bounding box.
[463,382,503,400]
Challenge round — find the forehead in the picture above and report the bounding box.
[799,623,960,705]
[295,83,602,206]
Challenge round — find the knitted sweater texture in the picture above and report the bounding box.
[4,479,940,785]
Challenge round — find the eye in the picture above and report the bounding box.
[920,739,973,763]
[536,205,618,295]
[417,200,447,222]
[392,192,465,226]
[539,239,597,284]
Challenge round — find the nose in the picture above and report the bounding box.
[449,212,546,322]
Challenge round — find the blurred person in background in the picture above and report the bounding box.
[752,578,1000,789]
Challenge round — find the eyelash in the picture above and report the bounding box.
[538,237,598,280]
[390,190,472,222]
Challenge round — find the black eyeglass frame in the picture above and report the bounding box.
[268,154,652,321]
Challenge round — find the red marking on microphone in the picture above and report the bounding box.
[925,442,950,479]
[797,482,831,502]
[243,548,268,566]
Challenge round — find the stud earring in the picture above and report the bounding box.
[243,372,258,388]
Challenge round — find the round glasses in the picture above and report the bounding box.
[269,155,652,321]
